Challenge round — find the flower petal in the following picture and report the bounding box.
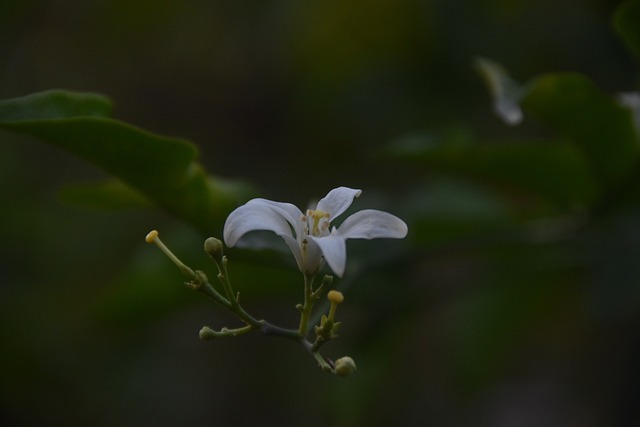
[309,234,347,277]
[337,209,408,240]
[316,187,362,220]
[254,199,305,234]
[223,199,300,247]
[281,234,304,271]
[302,237,324,275]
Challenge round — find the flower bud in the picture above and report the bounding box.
[199,326,217,340]
[334,356,357,377]
[145,230,159,243]
[204,237,224,262]
[326,290,344,323]
[327,290,344,304]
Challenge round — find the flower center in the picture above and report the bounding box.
[306,209,330,237]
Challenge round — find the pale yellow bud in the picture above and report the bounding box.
[334,356,357,377]
[199,326,217,340]
[327,290,344,304]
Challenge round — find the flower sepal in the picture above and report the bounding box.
[186,270,209,290]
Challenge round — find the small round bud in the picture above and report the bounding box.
[145,230,159,243]
[334,356,357,377]
[327,290,344,304]
[204,237,224,261]
[199,326,217,340]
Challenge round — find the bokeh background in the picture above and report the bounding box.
[1,0,639,425]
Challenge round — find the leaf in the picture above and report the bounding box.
[58,180,153,210]
[613,0,640,59]
[476,60,639,193]
[0,90,253,233]
[523,73,639,189]
[0,89,112,120]
[395,178,512,246]
[389,130,600,209]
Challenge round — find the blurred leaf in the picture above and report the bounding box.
[91,225,221,328]
[58,180,152,210]
[0,90,254,233]
[614,0,640,59]
[477,60,639,196]
[523,73,639,189]
[0,90,112,120]
[390,131,600,209]
[401,178,514,246]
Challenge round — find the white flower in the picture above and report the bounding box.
[223,187,408,277]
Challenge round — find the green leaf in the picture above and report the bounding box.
[58,180,152,210]
[523,73,639,189]
[400,178,513,246]
[389,131,600,209]
[477,59,639,194]
[0,89,112,120]
[0,90,253,233]
[614,0,640,59]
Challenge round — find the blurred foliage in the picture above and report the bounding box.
[1,0,640,426]
[0,90,253,234]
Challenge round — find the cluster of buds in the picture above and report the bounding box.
[145,229,358,377]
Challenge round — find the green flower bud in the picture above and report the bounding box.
[334,356,357,377]
[199,326,217,340]
[204,237,224,262]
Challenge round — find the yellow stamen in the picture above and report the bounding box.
[310,209,330,235]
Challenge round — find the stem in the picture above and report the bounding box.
[327,302,338,321]
[147,231,195,278]
[193,273,232,309]
[298,334,333,372]
[257,320,302,340]
[297,274,315,337]
[215,256,238,306]
[312,351,333,372]
[311,274,334,300]
[209,256,264,328]
[147,231,338,373]
[200,324,254,339]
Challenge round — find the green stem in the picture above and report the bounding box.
[149,233,195,278]
[201,273,333,372]
[149,233,337,373]
[213,256,238,306]
[311,275,333,300]
[200,324,254,339]
[312,350,333,372]
[299,335,333,372]
[209,257,266,329]
[297,274,315,337]
[194,274,232,309]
